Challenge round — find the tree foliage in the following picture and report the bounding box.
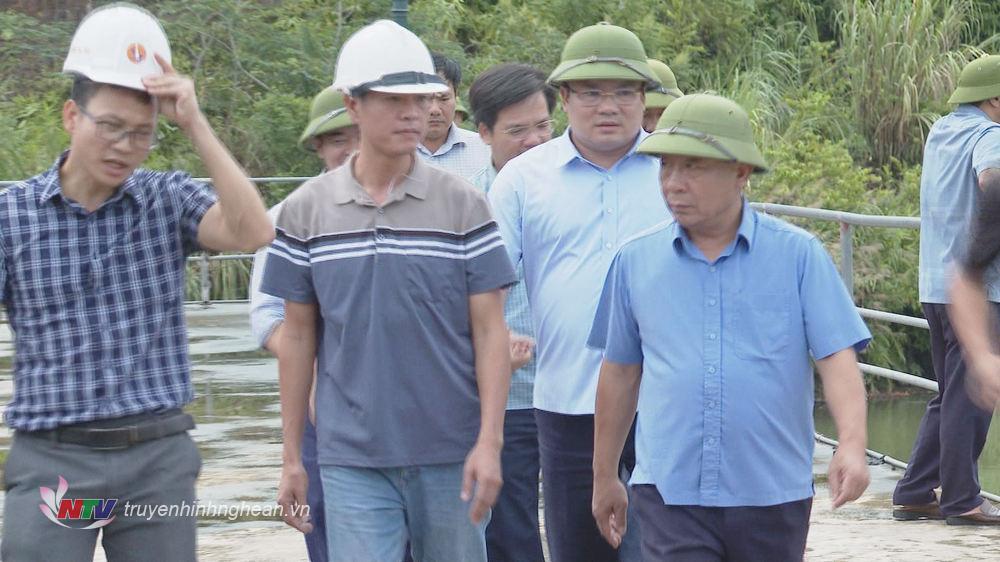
[2,0,999,384]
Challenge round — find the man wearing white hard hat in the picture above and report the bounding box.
[0,3,272,561]
[261,20,515,562]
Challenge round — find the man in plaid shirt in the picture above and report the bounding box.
[0,5,272,561]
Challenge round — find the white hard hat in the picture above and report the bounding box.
[331,20,448,95]
[63,2,171,92]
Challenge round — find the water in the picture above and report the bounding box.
[815,391,1000,494]
[0,303,289,528]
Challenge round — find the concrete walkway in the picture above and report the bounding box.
[98,442,999,561]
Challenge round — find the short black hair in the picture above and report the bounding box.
[70,75,152,108]
[468,64,556,130]
[431,52,461,91]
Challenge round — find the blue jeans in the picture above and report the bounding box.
[321,462,488,562]
[301,416,327,562]
[486,408,544,562]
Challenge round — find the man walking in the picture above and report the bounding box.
[488,22,666,562]
[1,4,272,561]
[262,20,515,562]
[468,62,556,562]
[589,93,871,561]
[248,86,359,562]
[893,54,1000,525]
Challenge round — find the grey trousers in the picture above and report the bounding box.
[2,430,202,562]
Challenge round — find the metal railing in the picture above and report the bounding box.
[3,176,993,497]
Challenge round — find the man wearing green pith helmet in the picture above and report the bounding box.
[248,87,359,562]
[642,59,683,133]
[488,21,666,562]
[589,93,871,561]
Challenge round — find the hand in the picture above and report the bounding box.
[968,353,1000,411]
[592,474,628,548]
[277,462,313,533]
[141,53,206,132]
[509,332,535,372]
[827,445,869,508]
[461,440,503,524]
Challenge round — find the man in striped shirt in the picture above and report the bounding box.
[261,21,515,562]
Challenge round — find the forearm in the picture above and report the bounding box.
[278,314,315,464]
[186,116,271,247]
[816,349,867,451]
[594,360,641,480]
[471,300,512,448]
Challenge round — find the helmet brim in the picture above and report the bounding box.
[638,131,769,173]
[645,91,682,109]
[549,60,656,87]
[299,110,356,150]
[948,84,1000,104]
[63,68,154,93]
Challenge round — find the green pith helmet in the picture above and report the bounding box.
[298,87,355,150]
[455,97,469,118]
[548,22,658,87]
[638,93,768,173]
[645,59,683,109]
[948,55,1000,104]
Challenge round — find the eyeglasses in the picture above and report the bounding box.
[566,87,642,107]
[77,105,158,150]
[501,119,554,140]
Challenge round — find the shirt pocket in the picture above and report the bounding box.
[729,293,790,360]
[405,255,464,305]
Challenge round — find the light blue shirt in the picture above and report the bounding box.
[249,203,284,348]
[588,201,871,507]
[919,104,1000,303]
[488,129,665,414]
[418,125,491,181]
[472,164,535,410]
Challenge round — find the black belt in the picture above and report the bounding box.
[21,410,195,450]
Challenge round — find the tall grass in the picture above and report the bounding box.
[837,0,983,167]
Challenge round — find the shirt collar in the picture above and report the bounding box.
[330,152,430,205]
[38,150,145,208]
[417,124,466,157]
[955,104,991,120]
[552,127,650,169]
[671,197,757,259]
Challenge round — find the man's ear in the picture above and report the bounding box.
[63,99,79,135]
[478,122,493,146]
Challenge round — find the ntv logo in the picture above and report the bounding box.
[39,476,117,529]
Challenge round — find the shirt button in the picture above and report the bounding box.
[606,208,614,214]
[377,208,385,215]
[707,437,717,446]
[707,365,717,374]
[706,400,716,409]
[708,333,717,340]
[605,175,612,181]
[709,266,717,273]
[707,298,717,306]
[605,243,613,250]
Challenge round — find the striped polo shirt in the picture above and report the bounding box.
[260,155,516,467]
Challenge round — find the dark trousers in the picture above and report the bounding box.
[486,409,544,562]
[892,302,996,516]
[302,416,327,562]
[632,485,811,562]
[535,409,640,562]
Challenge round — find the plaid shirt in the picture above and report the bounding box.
[417,125,492,181]
[471,164,536,410]
[0,152,216,430]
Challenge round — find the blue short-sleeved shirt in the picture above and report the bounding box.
[488,129,666,414]
[919,104,1000,303]
[589,201,871,507]
[261,155,516,467]
[0,152,216,430]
